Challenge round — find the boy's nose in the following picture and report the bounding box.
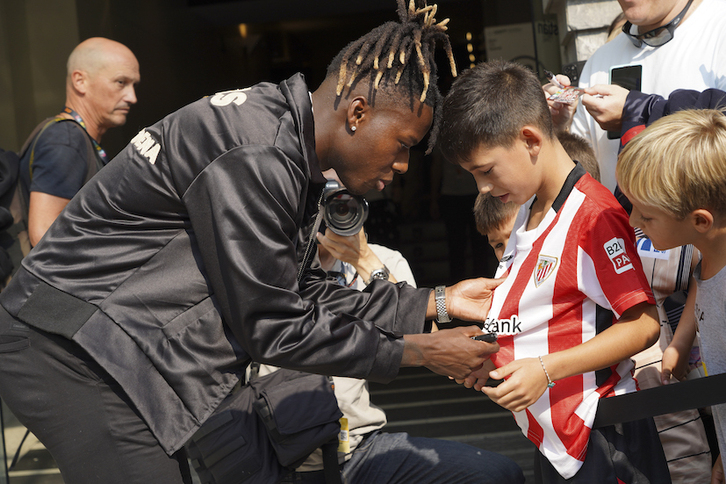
[478,182,493,195]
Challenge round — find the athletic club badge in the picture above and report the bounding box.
[534,255,558,287]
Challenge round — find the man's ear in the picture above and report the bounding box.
[346,96,369,133]
[521,126,544,156]
[70,70,88,95]
[692,209,714,233]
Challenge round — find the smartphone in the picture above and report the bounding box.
[607,64,642,139]
[472,332,498,343]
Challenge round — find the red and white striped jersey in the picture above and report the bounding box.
[486,165,654,479]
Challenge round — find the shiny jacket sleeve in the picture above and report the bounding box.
[620,88,726,147]
[178,84,429,383]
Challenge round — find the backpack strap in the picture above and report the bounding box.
[17,116,105,230]
[24,117,104,185]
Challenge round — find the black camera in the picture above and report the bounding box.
[321,180,369,237]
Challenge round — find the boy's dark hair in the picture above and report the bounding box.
[557,131,601,182]
[326,0,456,154]
[474,193,519,236]
[438,59,555,164]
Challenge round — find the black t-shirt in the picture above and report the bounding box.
[19,120,91,201]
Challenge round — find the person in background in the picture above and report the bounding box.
[570,0,726,193]
[473,195,519,262]
[19,37,140,247]
[430,149,496,281]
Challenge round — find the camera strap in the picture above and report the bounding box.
[296,191,324,283]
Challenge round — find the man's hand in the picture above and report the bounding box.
[440,277,505,322]
[581,84,630,132]
[402,326,499,380]
[455,359,496,389]
[543,73,578,133]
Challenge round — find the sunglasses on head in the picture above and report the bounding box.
[621,0,693,48]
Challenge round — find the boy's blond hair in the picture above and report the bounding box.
[617,109,726,219]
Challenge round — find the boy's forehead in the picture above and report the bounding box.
[460,142,517,170]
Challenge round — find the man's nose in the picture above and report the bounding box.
[393,157,409,175]
[125,86,138,105]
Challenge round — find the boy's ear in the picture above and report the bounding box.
[691,209,714,233]
[520,126,543,156]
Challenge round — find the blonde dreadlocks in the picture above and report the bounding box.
[326,0,458,153]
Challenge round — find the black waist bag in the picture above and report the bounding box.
[186,368,343,484]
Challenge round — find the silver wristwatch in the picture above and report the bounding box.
[435,285,451,323]
[366,265,390,285]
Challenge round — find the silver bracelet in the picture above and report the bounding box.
[539,355,555,388]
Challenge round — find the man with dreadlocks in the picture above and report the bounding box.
[0,2,520,483]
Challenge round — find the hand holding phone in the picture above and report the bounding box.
[472,332,498,343]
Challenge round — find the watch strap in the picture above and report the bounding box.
[435,285,451,323]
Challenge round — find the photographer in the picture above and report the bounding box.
[0,3,505,483]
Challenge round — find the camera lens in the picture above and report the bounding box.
[322,182,369,237]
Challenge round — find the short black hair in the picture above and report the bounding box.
[326,0,457,153]
[438,60,555,164]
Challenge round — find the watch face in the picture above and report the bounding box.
[367,267,389,284]
[371,269,388,280]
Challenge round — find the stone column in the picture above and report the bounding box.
[542,0,622,81]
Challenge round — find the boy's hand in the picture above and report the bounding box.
[712,456,724,484]
[661,343,690,385]
[480,357,548,412]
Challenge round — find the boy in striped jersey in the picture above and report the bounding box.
[438,60,670,483]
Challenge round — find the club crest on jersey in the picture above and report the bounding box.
[604,237,633,274]
[533,255,558,287]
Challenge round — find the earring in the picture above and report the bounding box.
[351,126,357,132]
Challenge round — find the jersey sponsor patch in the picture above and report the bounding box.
[604,237,633,274]
[636,237,670,260]
[534,255,558,287]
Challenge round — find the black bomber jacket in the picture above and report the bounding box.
[0,73,429,455]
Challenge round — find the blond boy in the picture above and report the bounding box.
[617,108,726,484]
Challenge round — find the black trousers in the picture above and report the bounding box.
[533,417,672,484]
[0,307,192,484]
